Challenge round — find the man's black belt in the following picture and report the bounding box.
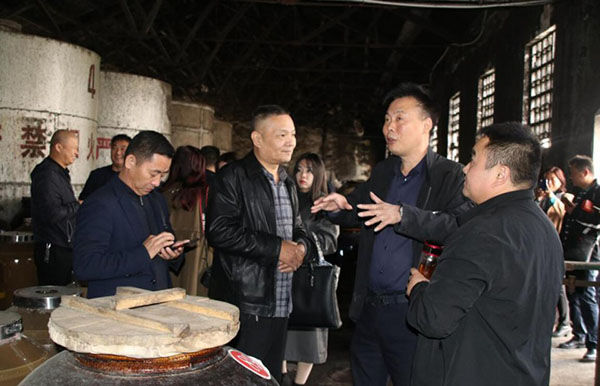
[365,290,408,306]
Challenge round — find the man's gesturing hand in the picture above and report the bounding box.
[143,232,175,259]
[311,192,352,214]
[278,240,306,273]
[356,191,402,232]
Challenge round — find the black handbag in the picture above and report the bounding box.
[288,233,342,329]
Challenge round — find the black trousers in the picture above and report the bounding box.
[33,242,73,286]
[351,293,417,386]
[557,284,570,327]
[235,312,289,383]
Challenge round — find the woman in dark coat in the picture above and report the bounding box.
[282,153,339,385]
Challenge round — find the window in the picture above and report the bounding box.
[477,68,495,130]
[523,25,556,149]
[447,92,460,162]
[430,125,439,153]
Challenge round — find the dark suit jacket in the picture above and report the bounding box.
[73,175,182,298]
[329,148,470,320]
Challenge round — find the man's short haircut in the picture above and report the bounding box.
[478,122,541,188]
[200,146,220,167]
[568,155,594,174]
[383,83,439,126]
[111,134,132,147]
[50,129,77,147]
[251,105,290,131]
[218,151,237,165]
[124,130,174,162]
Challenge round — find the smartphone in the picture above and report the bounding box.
[171,237,200,249]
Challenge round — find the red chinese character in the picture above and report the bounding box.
[87,134,95,160]
[96,137,111,159]
[21,124,47,158]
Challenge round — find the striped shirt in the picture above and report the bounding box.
[262,166,294,317]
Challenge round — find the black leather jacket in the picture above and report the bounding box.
[30,157,80,248]
[206,152,314,317]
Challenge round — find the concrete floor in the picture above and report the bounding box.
[289,328,596,386]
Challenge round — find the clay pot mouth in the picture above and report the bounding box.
[73,346,224,375]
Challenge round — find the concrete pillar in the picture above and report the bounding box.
[169,101,214,149]
[212,118,233,153]
[0,30,100,224]
[97,71,171,167]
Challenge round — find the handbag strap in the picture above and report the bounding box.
[310,231,327,265]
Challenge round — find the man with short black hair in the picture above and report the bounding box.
[207,105,313,383]
[558,154,600,362]
[74,131,184,298]
[407,122,563,385]
[312,83,469,385]
[31,129,80,285]
[79,134,131,200]
[200,145,220,188]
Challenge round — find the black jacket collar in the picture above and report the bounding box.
[458,189,533,226]
[242,151,293,185]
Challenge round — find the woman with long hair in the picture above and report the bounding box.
[536,166,571,338]
[161,145,210,296]
[282,153,339,386]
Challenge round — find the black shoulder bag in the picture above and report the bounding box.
[288,232,342,329]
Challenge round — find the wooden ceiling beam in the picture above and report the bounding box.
[174,0,218,64]
[141,0,163,35]
[195,3,251,83]
[118,0,138,33]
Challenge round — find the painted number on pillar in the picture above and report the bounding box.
[21,124,47,158]
[96,137,111,159]
[88,64,96,98]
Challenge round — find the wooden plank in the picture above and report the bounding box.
[61,296,189,337]
[112,288,186,310]
[168,300,235,321]
[115,287,235,321]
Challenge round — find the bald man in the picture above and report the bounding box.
[31,129,80,285]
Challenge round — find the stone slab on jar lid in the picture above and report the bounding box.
[48,287,239,358]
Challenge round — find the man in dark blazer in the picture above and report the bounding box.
[73,131,184,298]
[312,83,469,385]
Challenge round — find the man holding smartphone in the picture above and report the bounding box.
[73,131,185,298]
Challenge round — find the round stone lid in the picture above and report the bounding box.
[13,285,82,310]
[0,310,23,339]
[49,287,239,358]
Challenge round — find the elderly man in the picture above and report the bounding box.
[406,122,564,385]
[311,83,468,385]
[73,131,184,298]
[207,105,313,383]
[31,129,80,285]
[79,134,131,200]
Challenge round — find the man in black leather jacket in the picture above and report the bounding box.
[30,129,80,285]
[206,105,313,383]
[312,83,469,385]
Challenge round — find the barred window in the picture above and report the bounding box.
[523,25,556,149]
[477,68,495,130]
[447,92,460,162]
[430,125,439,153]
